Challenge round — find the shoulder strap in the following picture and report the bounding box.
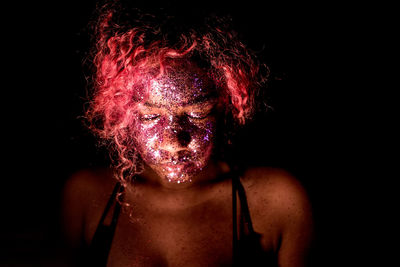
[232,174,239,264]
[89,182,123,267]
[97,181,123,227]
[232,171,257,265]
[234,176,255,235]
[232,173,263,266]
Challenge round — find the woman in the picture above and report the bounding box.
[62,1,313,266]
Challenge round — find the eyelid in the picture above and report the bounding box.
[190,103,215,117]
[187,112,206,119]
[140,113,161,121]
[187,109,213,119]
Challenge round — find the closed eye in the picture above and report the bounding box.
[187,111,211,120]
[186,103,215,120]
[140,114,160,121]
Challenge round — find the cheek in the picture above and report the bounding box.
[188,121,216,153]
[133,120,165,162]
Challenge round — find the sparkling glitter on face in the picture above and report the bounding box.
[132,62,217,184]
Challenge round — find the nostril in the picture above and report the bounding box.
[177,131,191,147]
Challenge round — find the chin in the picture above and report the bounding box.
[152,161,207,184]
[165,173,193,184]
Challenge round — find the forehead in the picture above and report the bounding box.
[145,64,216,107]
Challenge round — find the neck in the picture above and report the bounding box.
[125,161,230,211]
[126,163,229,212]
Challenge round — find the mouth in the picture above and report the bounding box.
[160,150,194,165]
[160,162,186,172]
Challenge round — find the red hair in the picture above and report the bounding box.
[85,3,267,184]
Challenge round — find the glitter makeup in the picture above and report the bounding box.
[132,63,217,184]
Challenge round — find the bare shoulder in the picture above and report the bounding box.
[63,167,115,202]
[241,167,314,265]
[61,167,117,247]
[241,166,311,213]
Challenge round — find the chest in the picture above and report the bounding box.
[107,198,234,267]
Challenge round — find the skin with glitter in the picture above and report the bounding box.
[132,62,217,184]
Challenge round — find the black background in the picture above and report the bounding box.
[2,0,387,266]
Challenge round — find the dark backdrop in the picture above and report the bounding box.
[2,0,381,266]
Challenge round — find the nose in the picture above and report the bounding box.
[177,130,191,147]
[161,116,192,151]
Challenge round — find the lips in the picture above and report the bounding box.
[159,150,193,164]
[175,150,193,163]
[161,163,185,171]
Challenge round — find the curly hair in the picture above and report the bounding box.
[84,0,268,186]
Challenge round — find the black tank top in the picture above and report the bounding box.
[87,174,277,266]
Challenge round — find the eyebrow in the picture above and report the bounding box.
[143,94,217,108]
[192,93,218,105]
[143,102,162,108]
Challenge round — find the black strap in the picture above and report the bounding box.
[232,173,259,266]
[232,174,239,265]
[89,182,123,267]
[235,177,255,235]
[98,182,123,227]
[108,183,123,239]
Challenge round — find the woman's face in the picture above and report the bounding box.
[132,65,217,184]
